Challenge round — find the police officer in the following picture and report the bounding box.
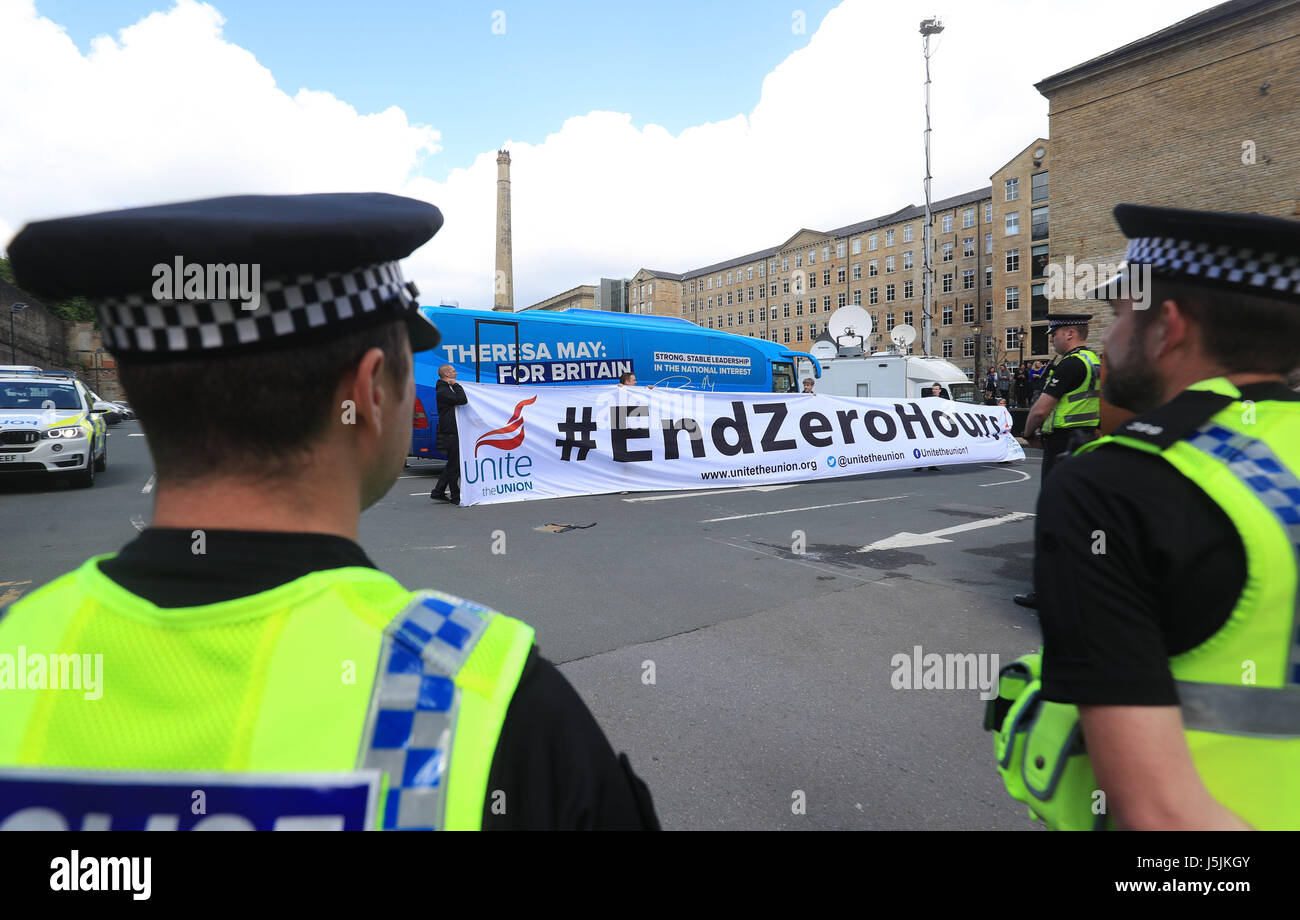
[997,203,1300,829]
[1012,312,1102,608]
[0,194,660,830]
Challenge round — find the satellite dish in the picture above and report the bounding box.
[827,305,872,344]
[809,339,838,361]
[890,323,917,349]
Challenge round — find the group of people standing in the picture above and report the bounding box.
[984,360,1050,407]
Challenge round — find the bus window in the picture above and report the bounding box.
[772,362,796,393]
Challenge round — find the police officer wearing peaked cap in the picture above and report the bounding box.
[1013,311,1103,609]
[0,193,660,830]
[989,203,1300,830]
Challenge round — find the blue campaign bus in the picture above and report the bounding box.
[410,306,820,459]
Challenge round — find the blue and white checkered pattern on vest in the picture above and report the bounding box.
[357,591,493,830]
[1184,423,1300,685]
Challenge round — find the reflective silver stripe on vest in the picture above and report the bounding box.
[1184,422,1300,689]
[355,590,494,830]
[1178,681,1300,738]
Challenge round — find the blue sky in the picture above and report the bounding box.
[35,0,840,179]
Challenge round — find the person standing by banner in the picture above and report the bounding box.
[430,364,466,503]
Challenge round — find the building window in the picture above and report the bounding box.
[727,314,733,327]
[852,238,862,255]
[869,234,878,251]
[759,307,766,322]
[809,272,817,290]
[726,272,732,285]
[885,229,895,246]
[903,225,914,243]
[782,257,789,272]
[986,337,994,357]
[823,246,831,261]
[985,232,993,254]
[963,302,975,324]
[770,282,778,296]
[783,303,791,318]
[808,250,816,266]
[963,237,974,258]
[852,289,862,306]
[885,256,895,273]
[942,273,953,294]
[1032,282,1048,320]
[869,259,878,277]
[749,287,755,301]
[852,263,862,281]
[942,214,953,233]
[1006,212,1019,235]
[745,309,752,323]
[727,292,733,306]
[1031,205,1049,241]
[796,300,804,316]
[747,267,754,280]
[823,269,831,286]
[985,299,994,322]
[824,296,832,311]
[964,337,975,358]
[795,254,803,268]
[1031,171,1048,203]
[796,326,804,343]
[1006,286,1020,310]
[836,241,845,259]
[962,269,975,290]
[942,305,953,325]
[1031,244,1049,279]
[837,292,846,308]
[942,242,953,263]
[770,259,778,274]
[903,250,913,270]
[963,208,975,228]
[869,287,879,305]
[870,312,879,329]
[985,202,992,222]
[1007,327,1022,349]
[942,339,953,358]
[758,263,765,278]
[783,328,790,344]
[886,312,896,331]
[886,283,896,302]
[985,266,994,288]
[707,317,713,329]
[1006,249,1020,272]
[837,267,846,283]
[1005,178,1019,201]
[707,296,713,309]
[903,280,914,298]
[782,279,791,294]
[904,310,914,326]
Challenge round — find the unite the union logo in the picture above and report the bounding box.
[475,396,538,456]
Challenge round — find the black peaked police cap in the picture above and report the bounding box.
[1087,203,1300,304]
[7,193,444,362]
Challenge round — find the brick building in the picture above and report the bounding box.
[1035,0,1300,340]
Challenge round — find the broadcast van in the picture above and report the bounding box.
[410,306,822,460]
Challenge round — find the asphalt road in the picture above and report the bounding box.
[0,419,1046,830]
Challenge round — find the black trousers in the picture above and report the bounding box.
[433,436,460,498]
[1042,427,1100,482]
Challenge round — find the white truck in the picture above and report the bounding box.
[809,352,978,403]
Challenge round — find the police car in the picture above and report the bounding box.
[0,367,109,487]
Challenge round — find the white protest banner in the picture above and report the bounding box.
[454,382,1025,506]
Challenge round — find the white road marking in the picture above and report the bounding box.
[141,473,155,494]
[977,464,1031,487]
[128,433,146,437]
[859,511,1035,552]
[700,494,907,523]
[624,484,799,503]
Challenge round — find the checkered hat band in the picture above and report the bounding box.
[1126,236,1300,298]
[94,261,414,356]
[1183,424,1300,686]
[358,590,495,831]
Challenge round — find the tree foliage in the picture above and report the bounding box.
[0,256,98,324]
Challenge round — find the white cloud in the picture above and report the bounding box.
[1,0,1216,309]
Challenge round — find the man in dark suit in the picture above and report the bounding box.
[430,364,467,503]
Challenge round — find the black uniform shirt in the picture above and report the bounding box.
[95,529,661,830]
[1040,349,1089,401]
[1035,382,1299,706]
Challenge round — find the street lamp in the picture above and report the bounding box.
[972,322,982,399]
[1017,325,1026,367]
[9,302,30,364]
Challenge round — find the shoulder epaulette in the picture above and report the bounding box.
[1111,390,1237,449]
